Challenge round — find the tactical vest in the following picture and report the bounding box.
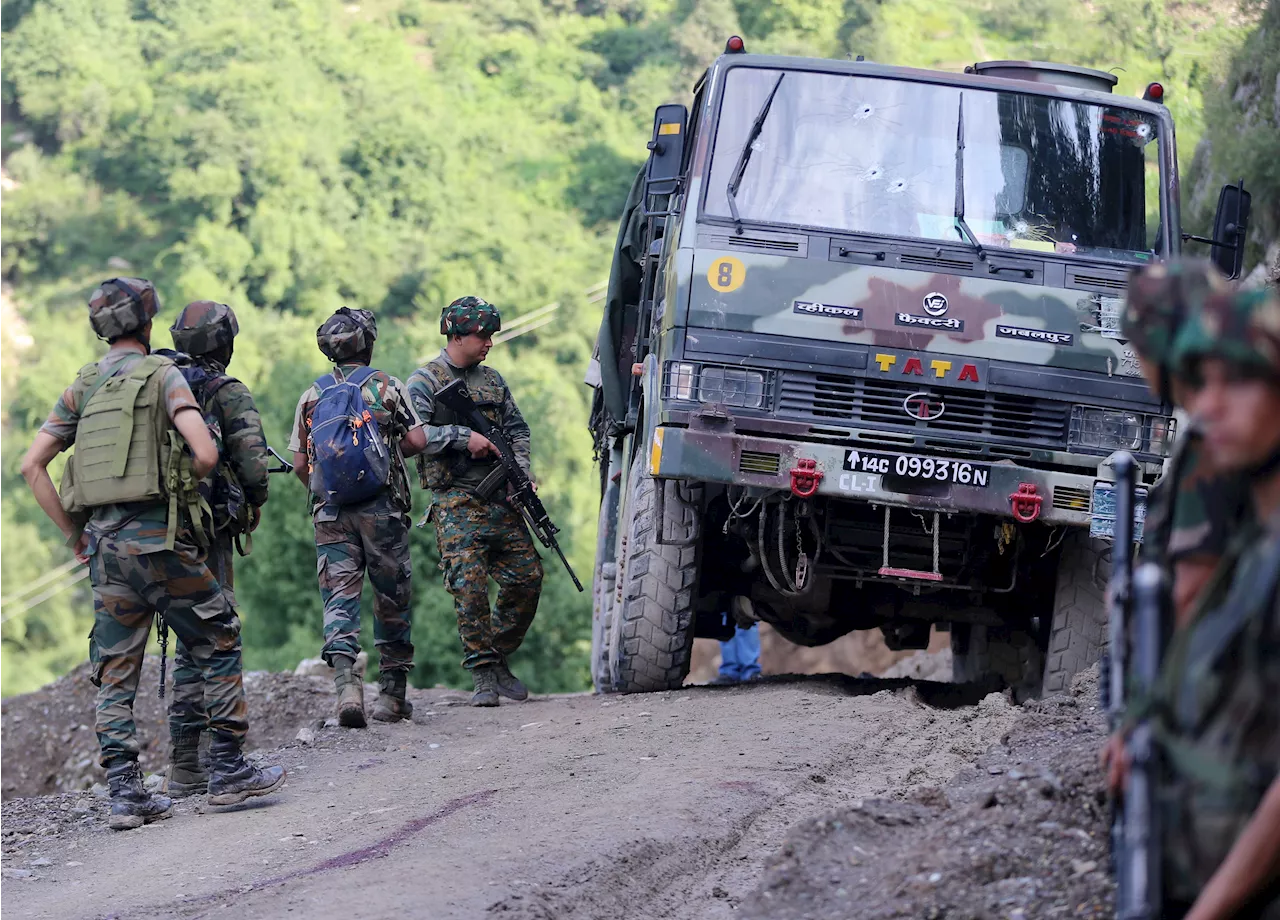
[411,357,506,494]
[1154,526,1280,900]
[60,355,209,550]
[156,350,251,544]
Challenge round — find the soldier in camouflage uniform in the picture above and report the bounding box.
[1116,283,1280,918]
[163,300,271,797]
[20,279,284,830]
[290,308,426,727]
[1121,260,1253,620]
[407,296,543,707]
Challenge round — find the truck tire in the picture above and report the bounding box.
[607,459,702,693]
[1041,530,1110,696]
[951,624,1043,701]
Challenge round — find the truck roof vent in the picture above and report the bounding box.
[969,60,1118,94]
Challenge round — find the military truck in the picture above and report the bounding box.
[587,40,1251,697]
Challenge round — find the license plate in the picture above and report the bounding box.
[1090,481,1148,543]
[844,449,991,488]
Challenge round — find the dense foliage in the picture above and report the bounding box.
[0,0,1265,696]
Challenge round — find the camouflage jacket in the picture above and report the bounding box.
[406,351,532,495]
[1151,515,1280,906]
[1144,431,1253,566]
[198,358,270,509]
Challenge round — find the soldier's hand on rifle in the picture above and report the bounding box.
[1100,731,1131,796]
[249,505,262,533]
[467,431,498,459]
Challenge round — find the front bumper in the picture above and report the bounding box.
[650,425,1112,526]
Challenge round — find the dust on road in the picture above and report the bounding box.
[2,674,1033,920]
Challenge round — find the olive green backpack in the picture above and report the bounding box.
[59,356,210,549]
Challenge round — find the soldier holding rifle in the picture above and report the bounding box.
[1106,262,1280,919]
[407,297,545,708]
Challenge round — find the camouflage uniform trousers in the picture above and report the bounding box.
[87,538,248,769]
[433,488,543,670]
[314,495,415,672]
[168,530,237,744]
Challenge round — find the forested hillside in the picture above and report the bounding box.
[1,0,1265,696]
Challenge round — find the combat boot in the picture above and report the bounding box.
[206,736,287,807]
[371,670,414,722]
[470,666,500,707]
[106,761,173,831]
[492,659,529,701]
[333,654,367,728]
[165,731,208,798]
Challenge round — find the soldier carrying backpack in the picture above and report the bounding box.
[157,300,271,799]
[288,307,427,727]
[20,278,285,831]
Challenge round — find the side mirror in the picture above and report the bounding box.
[644,104,688,197]
[1211,181,1251,280]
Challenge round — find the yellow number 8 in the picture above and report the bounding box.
[707,256,746,293]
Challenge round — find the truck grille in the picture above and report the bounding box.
[778,372,1070,451]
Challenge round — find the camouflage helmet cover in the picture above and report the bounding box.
[1122,259,1232,370]
[87,277,161,339]
[316,307,378,361]
[440,296,501,337]
[1170,285,1280,379]
[170,300,239,355]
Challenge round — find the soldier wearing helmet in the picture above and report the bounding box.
[159,299,272,798]
[1119,261,1252,620]
[406,296,543,708]
[289,307,427,726]
[1111,279,1280,919]
[20,279,285,831]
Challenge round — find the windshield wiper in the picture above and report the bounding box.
[725,73,786,235]
[953,92,986,262]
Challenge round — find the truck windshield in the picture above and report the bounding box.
[705,67,1164,262]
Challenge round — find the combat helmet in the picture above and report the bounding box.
[316,307,378,361]
[440,296,501,337]
[1122,259,1233,398]
[88,278,161,340]
[170,301,240,356]
[1169,284,1280,381]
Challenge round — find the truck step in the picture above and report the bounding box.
[877,565,944,582]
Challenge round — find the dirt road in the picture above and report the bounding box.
[1,673,1040,920]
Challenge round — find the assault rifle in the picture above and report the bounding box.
[1117,562,1162,920]
[435,379,584,592]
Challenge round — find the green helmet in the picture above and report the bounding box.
[88,277,161,339]
[170,300,239,355]
[316,307,378,361]
[1122,259,1231,370]
[1170,285,1280,380]
[440,296,501,337]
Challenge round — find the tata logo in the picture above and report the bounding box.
[922,292,949,316]
[872,353,982,383]
[903,392,946,421]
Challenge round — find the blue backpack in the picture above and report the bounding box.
[307,366,391,507]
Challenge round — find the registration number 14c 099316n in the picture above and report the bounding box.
[843,449,991,488]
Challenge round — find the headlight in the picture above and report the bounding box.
[663,362,771,408]
[668,363,697,401]
[1070,407,1177,457]
[699,367,766,408]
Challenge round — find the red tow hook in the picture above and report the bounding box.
[1009,482,1043,523]
[790,458,823,498]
